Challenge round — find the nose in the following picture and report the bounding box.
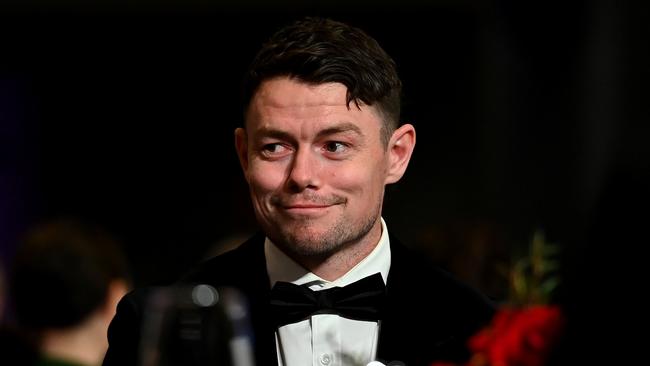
[287,147,320,192]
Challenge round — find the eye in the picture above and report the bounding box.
[261,143,291,158]
[263,143,284,153]
[323,141,348,153]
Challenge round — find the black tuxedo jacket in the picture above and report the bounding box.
[103,232,494,366]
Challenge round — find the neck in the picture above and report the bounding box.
[40,313,108,366]
[300,219,383,281]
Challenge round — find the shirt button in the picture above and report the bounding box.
[319,353,332,365]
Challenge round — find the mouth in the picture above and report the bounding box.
[271,195,346,216]
[282,204,335,214]
[284,203,331,209]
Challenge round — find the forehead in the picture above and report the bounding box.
[246,77,382,131]
[255,77,347,108]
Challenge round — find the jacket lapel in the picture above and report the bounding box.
[376,236,459,365]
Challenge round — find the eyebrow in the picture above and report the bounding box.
[255,122,364,141]
[254,127,294,142]
[315,122,364,139]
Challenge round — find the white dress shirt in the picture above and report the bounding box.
[265,218,391,366]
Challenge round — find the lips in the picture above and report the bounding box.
[275,204,330,219]
[271,194,346,209]
[272,196,346,216]
[283,203,332,209]
[281,203,335,215]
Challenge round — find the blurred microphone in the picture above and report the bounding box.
[138,284,255,366]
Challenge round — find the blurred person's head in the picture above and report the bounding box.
[9,218,130,365]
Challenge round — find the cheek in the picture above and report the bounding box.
[248,162,286,195]
[329,162,384,194]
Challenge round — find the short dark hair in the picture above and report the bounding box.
[9,218,130,329]
[242,17,402,146]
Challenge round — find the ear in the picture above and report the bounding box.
[385,123,416,184]
[235,128,249,181]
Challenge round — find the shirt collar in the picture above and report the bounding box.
[265,218,391,290]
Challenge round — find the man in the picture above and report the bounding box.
[104,17,494,366]
[9,218,130,366]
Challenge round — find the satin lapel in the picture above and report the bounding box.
[376,236,446,364]
[376,235,410,362]
[375,236,495,365]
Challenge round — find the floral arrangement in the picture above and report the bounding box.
[432,231,565,366]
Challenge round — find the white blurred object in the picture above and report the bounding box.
[139,284,255,366]
[220,287,255,366]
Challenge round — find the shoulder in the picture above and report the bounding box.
[104,233,265,366]
[380,235,495,363]
[389,235,490,291]
[388,234,495,324]
[114,231,266,311]
[179,231,266,286]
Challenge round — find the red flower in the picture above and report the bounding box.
[430,231,564,366]
[467,305,564,366]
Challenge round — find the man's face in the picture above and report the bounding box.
[236,77,393,259]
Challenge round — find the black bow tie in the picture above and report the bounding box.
[269,272,386,327]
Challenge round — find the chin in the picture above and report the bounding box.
[276,227,344,256]
[286,241,341,259]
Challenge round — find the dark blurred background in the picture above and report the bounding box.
[1,0,648,339]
